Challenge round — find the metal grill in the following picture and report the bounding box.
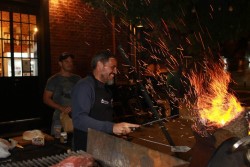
[0,150,91,167]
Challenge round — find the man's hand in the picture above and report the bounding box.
[113,122,140,135]
[60,106,72,114]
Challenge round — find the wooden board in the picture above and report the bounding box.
[12,133,54,146]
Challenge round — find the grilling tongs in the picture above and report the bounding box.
[130,118,167,131]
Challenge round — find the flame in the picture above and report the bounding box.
[189,60,244,129]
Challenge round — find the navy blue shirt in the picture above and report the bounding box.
[71,75,114,133]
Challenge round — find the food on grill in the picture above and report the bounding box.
[22,129,44,140]
[51,155,94,167]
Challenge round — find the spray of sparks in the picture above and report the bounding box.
[82,0,246,136]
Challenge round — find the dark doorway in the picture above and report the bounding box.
[0,0,50,136]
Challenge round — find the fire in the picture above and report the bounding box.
[189,59,244,129]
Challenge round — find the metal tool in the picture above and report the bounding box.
[231,135,250,152]
[130,118,167,131]
[207,137,249,167]
[231,135,250,164]
[130,118,191,152]
[141,118,167,126]
[137,137,191,152]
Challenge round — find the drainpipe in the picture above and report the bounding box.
[111,15,116,55]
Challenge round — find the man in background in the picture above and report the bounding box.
[43,52,81,135]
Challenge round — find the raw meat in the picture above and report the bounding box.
[51,155,94,167]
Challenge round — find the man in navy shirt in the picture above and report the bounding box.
[71,50,140,151]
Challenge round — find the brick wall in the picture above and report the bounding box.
[49,0,114,76]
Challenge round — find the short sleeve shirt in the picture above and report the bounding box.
[45,73,81,108]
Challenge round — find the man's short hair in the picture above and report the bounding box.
[91,49,115,69]
[59,52,74,61]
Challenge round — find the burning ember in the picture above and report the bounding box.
[188,59,244,133]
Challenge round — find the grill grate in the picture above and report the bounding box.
[0,150,91,167]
